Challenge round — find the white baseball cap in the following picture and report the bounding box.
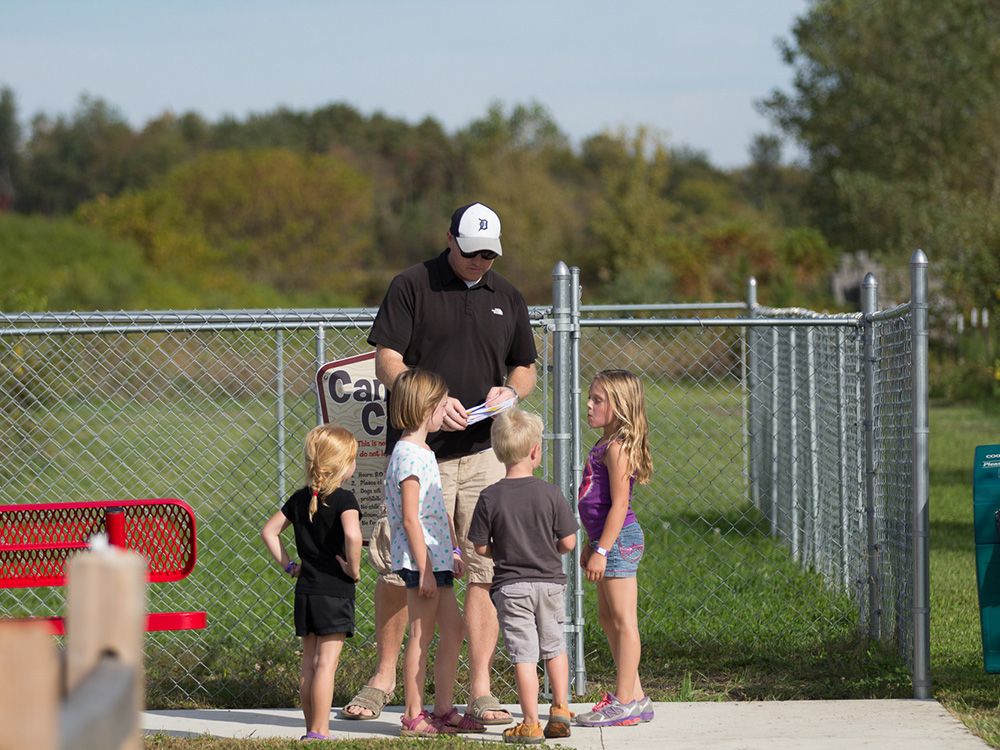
[449,202,503,256]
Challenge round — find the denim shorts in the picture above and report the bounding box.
[396,568,454,589]
[594,522,644,578]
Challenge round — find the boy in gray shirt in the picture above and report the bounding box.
[468,409,579,743]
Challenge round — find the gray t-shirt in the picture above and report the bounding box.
[467,476,579,590]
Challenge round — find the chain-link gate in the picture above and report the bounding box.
[546,255,929,700]
[0,253,929,708]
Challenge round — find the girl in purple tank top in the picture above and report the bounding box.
[576,370,655,728]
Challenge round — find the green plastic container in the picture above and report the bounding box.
[974,444,1000,673]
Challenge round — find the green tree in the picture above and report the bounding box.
[20,95,136,215]
[76,149,376,307]
[0,86,21,210]
[758,0,1000,306]
[580,126,678,291]
[0,212,150,311]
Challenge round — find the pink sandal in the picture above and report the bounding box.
[400,710,459,737]
[433,706,486,733]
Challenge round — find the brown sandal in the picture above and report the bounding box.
[400,710,459,737]
[340,685,392,720]
[434,706,486,733]
[466,694,513,725]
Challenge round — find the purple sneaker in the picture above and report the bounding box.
[576,694,642,727]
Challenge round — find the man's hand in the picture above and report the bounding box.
[484,385,517,408]
[441,396,469,432]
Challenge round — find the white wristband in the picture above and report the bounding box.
[595,546,609,557]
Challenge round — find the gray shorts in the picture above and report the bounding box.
[492,581,567,663]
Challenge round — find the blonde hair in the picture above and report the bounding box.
[592,369,653,485]
[491,408,543,466]
[389,368,448,430]
[304,424,358,520]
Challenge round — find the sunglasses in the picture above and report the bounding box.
[459,249,499,261]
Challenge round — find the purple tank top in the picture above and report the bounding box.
[577,441,637,540]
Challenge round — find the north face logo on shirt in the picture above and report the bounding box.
[491,307,504,316]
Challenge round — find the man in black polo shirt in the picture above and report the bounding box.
[341,202,537,725]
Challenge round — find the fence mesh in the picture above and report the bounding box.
[0,293,919,707]
[868,308,915,668]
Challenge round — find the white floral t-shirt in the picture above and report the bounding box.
[385,439,453,573]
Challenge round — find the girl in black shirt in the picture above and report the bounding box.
[261,424,363,741]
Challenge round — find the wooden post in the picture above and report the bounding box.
[65,544,147,750]
[0,622,59,750]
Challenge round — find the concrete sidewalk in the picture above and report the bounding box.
[142,700,992,748]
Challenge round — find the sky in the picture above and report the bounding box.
[2,0,809,169]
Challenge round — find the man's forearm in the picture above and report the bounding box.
[374,345,407,389]
[505,364,537,400]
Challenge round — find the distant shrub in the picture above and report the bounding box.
[0,212,149,312]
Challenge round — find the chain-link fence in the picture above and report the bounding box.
[0,254,929,707]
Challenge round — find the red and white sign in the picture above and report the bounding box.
[316,352,386,540]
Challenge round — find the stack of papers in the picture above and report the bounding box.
[465,396,517,425]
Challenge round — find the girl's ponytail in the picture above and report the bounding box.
[308,488,320,522]
[303,424,359,521]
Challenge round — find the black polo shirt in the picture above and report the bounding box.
[368,249,538,460]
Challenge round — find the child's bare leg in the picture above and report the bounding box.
[513,662,541,724]
[545,651,570,708]
[403,589,438,720]
[299,634,318,730]
[431,587,465,716]
[599,577,642,703]
[307,633,346,736]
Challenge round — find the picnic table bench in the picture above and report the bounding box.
[0,499,207,634]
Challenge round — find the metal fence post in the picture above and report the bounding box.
[315,327,326,426]
[569,266,586,697]
[276,327,287,504]
[836,328,849,592]
[746,277,758,510]
[806,328,820,568]
[769,327,780,537]
[910,249,931,699]
[789,328,801,562]
[551,261,584,693]
[862,273,881,640]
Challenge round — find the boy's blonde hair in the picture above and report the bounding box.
[389,368,448,431]
[304,424,358,520]
[592,369,653,484]
[491,408,543,466]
